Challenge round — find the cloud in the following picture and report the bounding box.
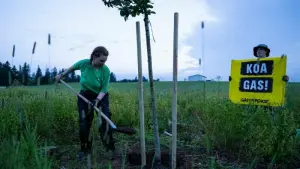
[1,0,219,79]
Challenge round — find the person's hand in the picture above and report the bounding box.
[281,54,287,58]
[54,74,63,84]
[97,92,105,101]
[94,99,100,107]
[282,75,289,82]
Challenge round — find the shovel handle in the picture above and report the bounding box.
[59,80,117,129]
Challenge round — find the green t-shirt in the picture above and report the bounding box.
[72,59,110,94]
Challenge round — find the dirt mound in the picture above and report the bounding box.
[126,143,199,169]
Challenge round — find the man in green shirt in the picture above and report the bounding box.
[55,46,115,160]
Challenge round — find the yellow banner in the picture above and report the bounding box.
[229,56,287,106]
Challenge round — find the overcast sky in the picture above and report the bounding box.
[1,0,299,81]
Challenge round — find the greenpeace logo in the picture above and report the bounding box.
[240,98,269,103]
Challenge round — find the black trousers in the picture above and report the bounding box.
[77,90,115,152]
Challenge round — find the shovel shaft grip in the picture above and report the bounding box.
[59,80,117,129]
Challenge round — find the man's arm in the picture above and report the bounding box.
[55,66,75,83]
[61,66,75,78]
[97,67,110,101]
[97,92,106,101]
[281,54,289,82]
[55,60,83,83]
[61,59,85,77]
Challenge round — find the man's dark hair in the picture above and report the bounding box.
[90,46,109,63]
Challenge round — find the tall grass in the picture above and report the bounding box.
[0,118,52,169]
[0,82,299,168]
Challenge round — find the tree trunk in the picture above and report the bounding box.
[144,14,161,164]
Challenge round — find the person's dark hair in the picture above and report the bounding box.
[90,46,109,63]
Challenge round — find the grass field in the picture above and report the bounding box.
[0,81,300,169]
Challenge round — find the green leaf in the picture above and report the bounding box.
[120,10,125,17]
[132,11,137,17]
[131,6,139,17]
[147,4,153,8]
[124,14,129,21]
[146,9,156,15]
[102,0,156,19]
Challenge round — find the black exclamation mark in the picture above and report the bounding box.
[265,80,268,91]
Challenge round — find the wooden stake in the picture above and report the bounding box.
[172,12,179,169]
[37,77,41,86]
[8,71,12,86]
[136,21,146,167]
[22,73,25,84]
[1,98,4,109]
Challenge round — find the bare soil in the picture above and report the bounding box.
[126,143,198,169]
[52,141,208,169]
[50,140,300,169]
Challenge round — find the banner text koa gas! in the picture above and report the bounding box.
[229,56,287,106]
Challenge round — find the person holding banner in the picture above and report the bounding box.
[253,44,270,58]
[253,44,289,82]
[229,44,290,109]
[252,44,289,112]
[55,46,116,160]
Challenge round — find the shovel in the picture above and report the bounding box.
[59,80,136,135]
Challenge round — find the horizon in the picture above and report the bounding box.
[1,0,299,82]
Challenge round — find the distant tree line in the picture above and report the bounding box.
[0,61,80,86]
[110,72,159,83]
[0,61,158,87]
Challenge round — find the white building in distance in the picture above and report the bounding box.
[187,74,206,81]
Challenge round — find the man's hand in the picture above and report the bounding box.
[283,75,289,82]
[95,92,105,107]
[95,99,100,107]
[54,66,74,84]
[97,92,106,101]
[54,74,63,84]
